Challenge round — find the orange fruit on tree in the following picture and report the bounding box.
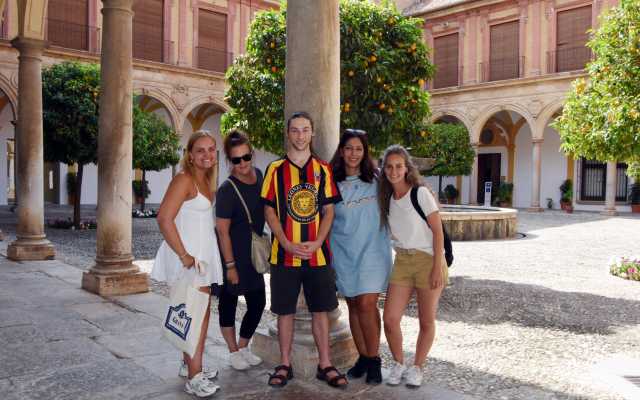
[348,70,355,77]
[379,103,386,110]
[271,66,277,73]
[370,55,377,62]
[270,42,275,48]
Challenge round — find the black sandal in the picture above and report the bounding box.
[268,364,293,387]
[316,365,348,389]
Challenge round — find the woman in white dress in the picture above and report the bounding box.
[152,130,224,397]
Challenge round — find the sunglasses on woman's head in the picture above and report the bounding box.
[231,153,252,164]
[344,129,367,136]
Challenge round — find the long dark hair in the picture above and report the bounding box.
[378,145,424,229]
[330,129,376,183]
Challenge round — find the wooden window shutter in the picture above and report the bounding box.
[489,21,519,81]
[197,10,228,72]
[47,0,89,50]
[133,0,164,62]
[433,33,459,89]
[556,6,592,72]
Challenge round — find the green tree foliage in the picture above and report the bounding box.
[417,123,475,195]
[132,104,180,210]
[43,61,100,228]
[554,0,640,165]
[221,0,435,154]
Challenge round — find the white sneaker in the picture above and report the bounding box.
[239,347,262,366]
[179,361,219,380]
[405,365,423,388]
[386,361,406,386]
[184,372,220,397]
[229,350,250,370]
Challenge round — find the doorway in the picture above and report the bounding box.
[478,153,501,204]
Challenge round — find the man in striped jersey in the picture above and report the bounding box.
[261,111,348,388]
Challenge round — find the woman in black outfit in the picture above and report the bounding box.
[215,130,266,370]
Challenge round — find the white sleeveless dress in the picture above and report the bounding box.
[151,190,224,288]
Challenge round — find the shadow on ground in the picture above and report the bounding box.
[428,276,640,335]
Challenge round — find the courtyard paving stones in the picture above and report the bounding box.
[0,205,639,399]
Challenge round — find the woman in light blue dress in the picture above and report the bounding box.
[329,129,392,385]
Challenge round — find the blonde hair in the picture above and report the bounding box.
[377,144,425,229]
[179,130,218,190]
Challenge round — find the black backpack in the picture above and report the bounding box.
[409,187,454,267]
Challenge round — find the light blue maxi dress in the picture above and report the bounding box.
[330,175,392,297]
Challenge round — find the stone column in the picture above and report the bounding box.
[469,143,479,205]
[283,0,340,161]
[528,138,544,212]
[252,0,356,377]
[82,0,148,296]
[7,37,55,261]
[602,160,618,216]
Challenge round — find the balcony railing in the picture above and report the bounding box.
[479,56,525,82]
[547,46,592,73]
[133,35,175,64]
[47,19,99,53]
[196,47,233,73]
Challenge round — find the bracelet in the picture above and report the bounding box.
[225,260,236,266]
[179,252,189,260]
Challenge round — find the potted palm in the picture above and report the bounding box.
[559,179,573,213]
[132,180,150,207]
[495,182,514,207]
[443,184,459,204]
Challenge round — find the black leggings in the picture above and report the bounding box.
[218,286,266,339]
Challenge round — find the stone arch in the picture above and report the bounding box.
[430,109,472,133]
[133,86,180,132]
[0,73,17,119]
[179,95,229,128]
[472,103,535,142]
[535,97,566,135]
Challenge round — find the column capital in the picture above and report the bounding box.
[101,0,133,10]
[532,138,544,144]
[10,37,47,57]
[470,142,480,149]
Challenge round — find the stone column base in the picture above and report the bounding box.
[7,240,55,261]
[82,270,149,296]
[600,210,618,216]
[527,207,544,212]
[251,325,358,378]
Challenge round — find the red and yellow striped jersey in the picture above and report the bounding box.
[261,155,341,267]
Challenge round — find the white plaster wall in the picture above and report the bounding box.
[513,124,533,208]
[0,104,14,205]
[540,126,567,209]
[80,163,98,204]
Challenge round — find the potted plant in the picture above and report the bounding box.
[559,179,573,213]
[494,182,513,207]
[132,180,150,206]
[443,184,459,204]
[66,172,77,205]
[627,162,640,213]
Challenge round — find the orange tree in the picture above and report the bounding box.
[554,0,640,165]
[221,0,435,154]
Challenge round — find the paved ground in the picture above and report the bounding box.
[1,205,639,399]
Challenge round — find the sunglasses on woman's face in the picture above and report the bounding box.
[231,153,252,165]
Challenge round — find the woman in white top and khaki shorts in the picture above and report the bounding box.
[377,145,448,388]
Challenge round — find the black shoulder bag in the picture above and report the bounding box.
[409,186,454,267]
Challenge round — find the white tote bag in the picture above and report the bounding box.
[162,265,210,357]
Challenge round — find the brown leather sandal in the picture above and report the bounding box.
[268,364,293,387]
[316,365,348,389]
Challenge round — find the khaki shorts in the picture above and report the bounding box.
[390,248,449,289]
